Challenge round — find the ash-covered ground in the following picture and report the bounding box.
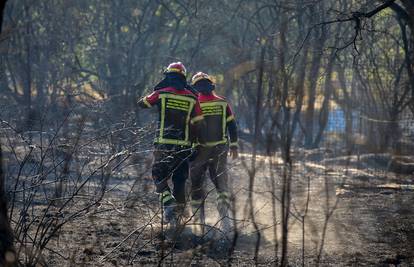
[7,143,414,267]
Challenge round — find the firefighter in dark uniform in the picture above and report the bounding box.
[190,72,238,233]
[138,62,204,224]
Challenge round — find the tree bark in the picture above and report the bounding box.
[0,145,16,267]
[0,1,16,266]
[304,21,327,147]
[313,50,336,147]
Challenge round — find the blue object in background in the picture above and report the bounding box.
[326,109,359,133]
[326,109,346,132]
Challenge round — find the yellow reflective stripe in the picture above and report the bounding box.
[217,192,230,202]
[167,99,191,110]
[196,140,236,147]
[166,104,189,111]
[201,140,227,147]
[155,137,191,146]
[143,98,152,108]
[202,106,223,111]
[160,93,196,104]
[166,67,185,74]
[200,100,227,106]
[186,102,195,141]
[229,141,238,148]
[162,195,174,204]
[202,106,222,109]
[158,94,196,143]
[201,109,224,116]
[160,191,171,198]
[160,191,174,204]
[191,115,204,124]
[200,101,227,141]
[217,191,230,198]
[160,97,166,139]
[191,199,203,206]
[168,98,191,105]
[200,103,226,111]
[226,115,235,122]
[222,104,227,141]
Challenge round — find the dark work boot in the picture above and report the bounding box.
[191,199,206,235]
[173,202,187,229]
[160,191,177,224]
[217,192,232,234]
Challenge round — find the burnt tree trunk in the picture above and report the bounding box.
[0,1,16,266]
[0,146,16,266]
[304,11,327,148]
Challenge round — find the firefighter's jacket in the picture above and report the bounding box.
[139,87,204,146]
[198,93,238,148]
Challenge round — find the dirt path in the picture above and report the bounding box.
[13,151,414,266]
[219,152,414,266]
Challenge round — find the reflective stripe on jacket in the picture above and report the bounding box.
[198,93,238,147]
[142,87,203,146]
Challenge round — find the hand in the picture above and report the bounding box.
[229,147,238,160]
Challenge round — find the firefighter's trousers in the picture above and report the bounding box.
[190,144,231,230]
[152,144,191,207]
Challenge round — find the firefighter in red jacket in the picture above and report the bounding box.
[138,62,204,224]
[190,72,238,233]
